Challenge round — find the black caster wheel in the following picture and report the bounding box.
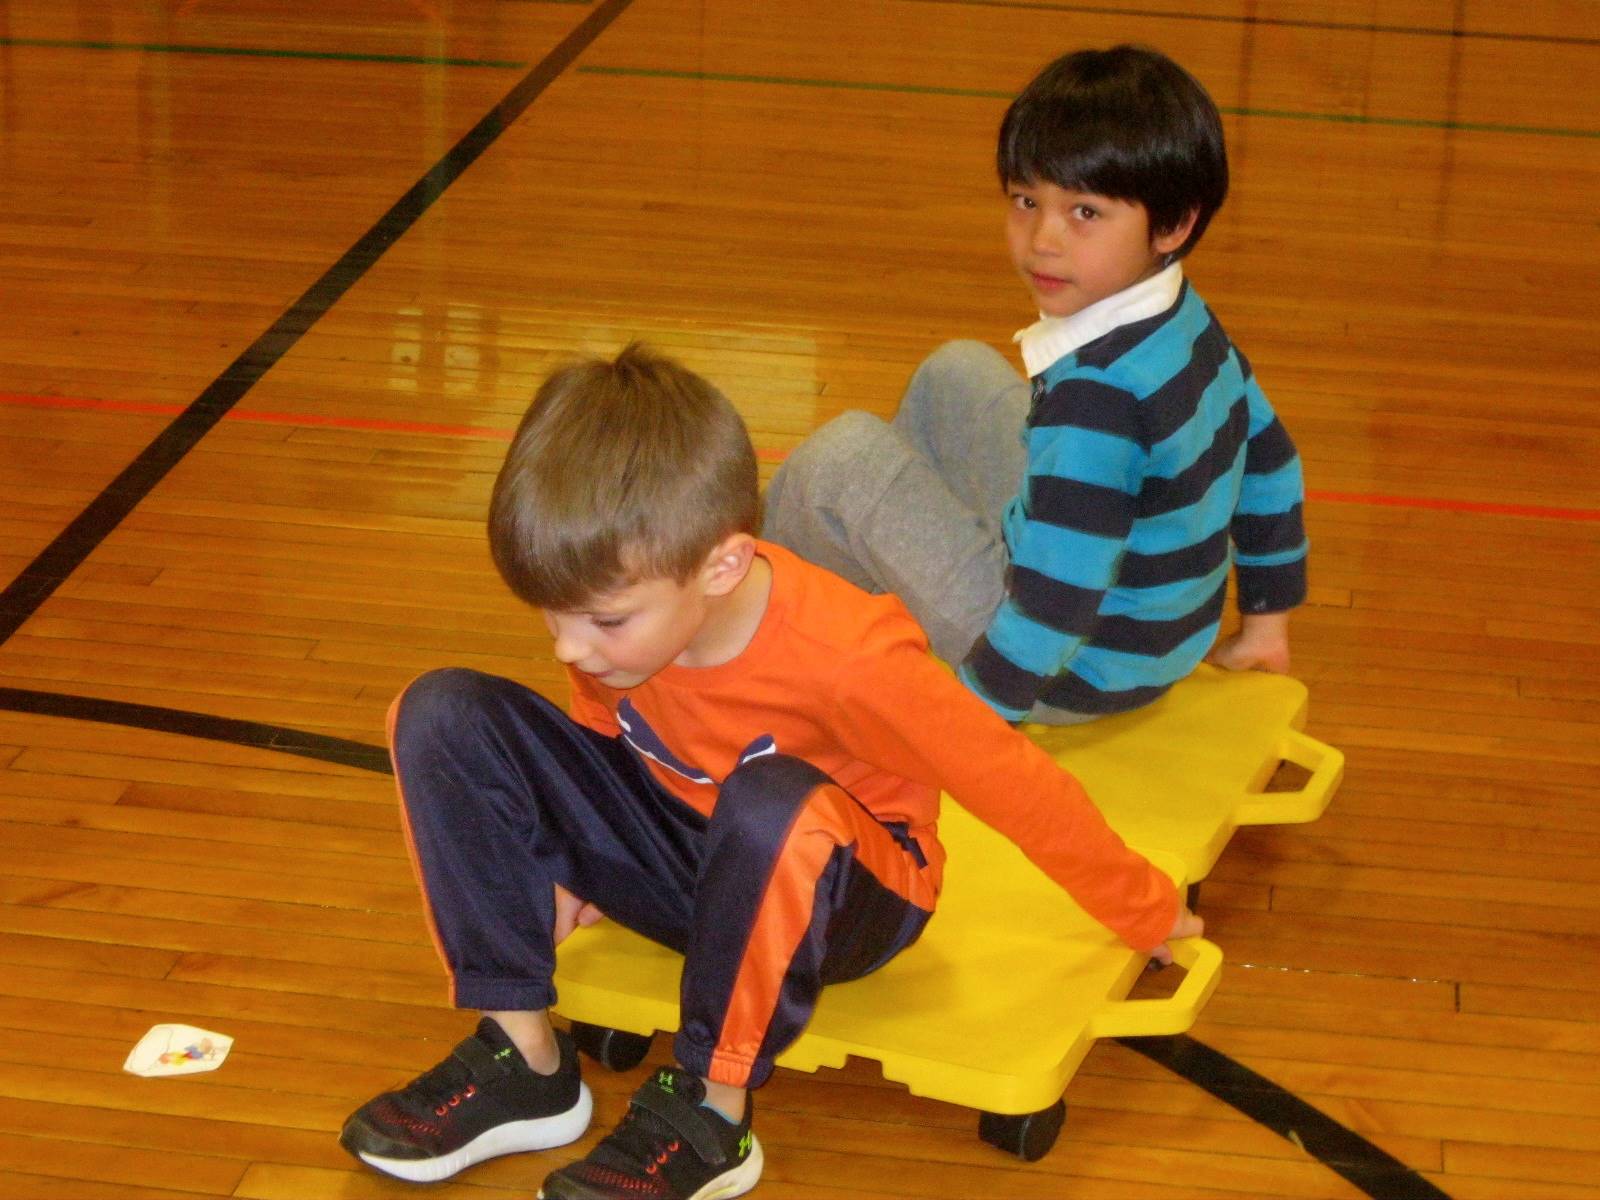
[570,1022,654,1071]
[978,1099,1066,1162]
[1186,881,1202,911]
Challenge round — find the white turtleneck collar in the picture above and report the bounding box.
[1013,262,1184,378]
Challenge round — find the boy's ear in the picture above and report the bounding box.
[1151,208,1199,257]
[698,533,757,598]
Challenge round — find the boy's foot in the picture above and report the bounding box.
[340,1018,592,1182]
[539,1067,762,1200]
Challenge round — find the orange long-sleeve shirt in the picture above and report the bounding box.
[567,541,1178,951]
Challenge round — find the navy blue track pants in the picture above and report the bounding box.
[390,668,937,1088]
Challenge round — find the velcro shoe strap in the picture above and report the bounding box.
[452,1035,511,1082]
[631,1086,727,1166]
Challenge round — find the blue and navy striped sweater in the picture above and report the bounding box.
[959,282,1308,720]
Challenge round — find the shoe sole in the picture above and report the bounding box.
[535,1133,763,1200]
[357,1081,594,1183]
[688,1134,763,1200]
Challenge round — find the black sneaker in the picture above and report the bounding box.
[539,1067,762,1200]
[341,1018,592,1182]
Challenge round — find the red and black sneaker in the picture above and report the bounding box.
[341,1018,592,1182]
[539,1067,762,1200]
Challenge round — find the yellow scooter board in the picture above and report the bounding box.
[1028,663,1342,883]
[552,666,1336,1159]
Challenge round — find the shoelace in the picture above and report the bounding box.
[397,1058,479,1119]
[598,1109,686,1176]
[428,1081,478,1117]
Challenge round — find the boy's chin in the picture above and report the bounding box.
[1027,290,1087,320]
[589,668,647,689]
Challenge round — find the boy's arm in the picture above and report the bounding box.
[1229,374,1308,619]
[1215,375,1306,674]
[960,379,1145,721]
[840,638,1179,951]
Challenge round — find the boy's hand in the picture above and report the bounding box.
[1149,906,1204,966]
[1206,611,1290,674]
[552,883,605,945]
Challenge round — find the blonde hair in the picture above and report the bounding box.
[488,343,759,610]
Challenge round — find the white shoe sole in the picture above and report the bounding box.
[535,1133,763,1200]
[689,1134,763,1200]
[360,1081,593,1183]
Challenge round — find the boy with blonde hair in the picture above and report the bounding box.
[340,344,1198,1200]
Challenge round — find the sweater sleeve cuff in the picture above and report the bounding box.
[1236,558,1307,614]
[959,639,1036,722]
[1104,867,1182,953]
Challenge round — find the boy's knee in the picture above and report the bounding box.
[914,339,1010,388]
[716,754,840,839]
[899,340,1023,428]
[721,753,829,805]
[779,411,888,492]
[930,338,1002,366]
[766,415,894,540]
[393,667,505,739]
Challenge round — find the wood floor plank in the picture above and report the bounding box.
[3,844,418,913]
[0,1094,346,1173]
[1,819,406,885]
[4,747,386,800]
[1200,991,1600,1060]
[0,1130,246,1196]
[115,781,402,832]
[0,893,434,976]
[0,791,400,856]
[0,1169,230,1200]
[0,960,465,1044]
[233,1162,552,1199]
[1200,1021,1599,1088]
[0,875,422,947]
[1266,883,1600,941]
[1443,1142,1600,1191]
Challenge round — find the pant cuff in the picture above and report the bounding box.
[673,1034,773,1089]
[450,976,557,1013]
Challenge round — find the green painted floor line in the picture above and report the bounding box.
[580,64,1022,99]
[1222,105,1598,140]
[0,35,525,69]
[578,65,1599,140]
[900,0,1599,48]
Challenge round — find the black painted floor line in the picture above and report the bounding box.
[0,0,636,650]
[1121,1034,1454,1200]
[0,687,391,773]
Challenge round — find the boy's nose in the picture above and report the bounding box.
[1030,213,1065,255]
[547,622,588,665]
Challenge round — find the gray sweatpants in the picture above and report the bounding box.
[764,334,1050,658]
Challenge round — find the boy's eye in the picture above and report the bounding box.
[1009,192,1036,210]
[592,615,628,630]
[1074,204,1099,220]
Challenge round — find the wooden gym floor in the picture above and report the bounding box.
[0,1,1597,1197]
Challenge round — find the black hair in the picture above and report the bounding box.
[996,45,1228,260]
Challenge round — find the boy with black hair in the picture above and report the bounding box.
[765,45,1309,724]
[339,344,1198,1200]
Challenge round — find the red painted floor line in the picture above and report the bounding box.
[7,390,1596,523]
[1307,489,1599,523]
